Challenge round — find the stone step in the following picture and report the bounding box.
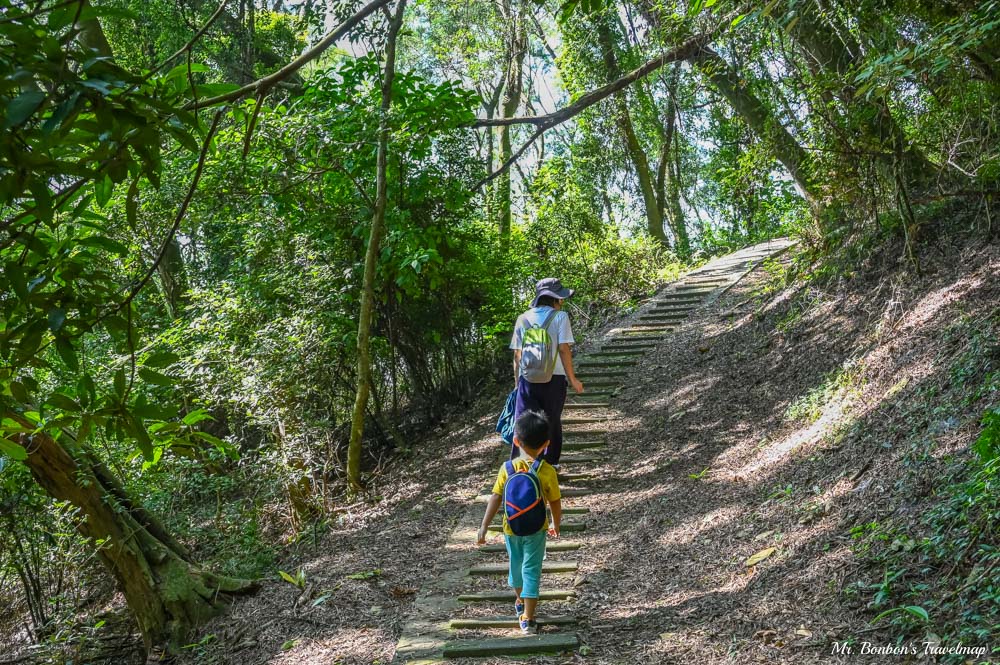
[639,315,687,322]
[559,453,601,464]
[601,342,656,349]
[563,428,609,437]
[654,296,702,302]
[448,615,578,630]
[562,402,611,409]
[561,416,609,425]
[576,359,639,368]
[612,334,663,341]
[469,561,579,575]
[556,472,596,483]
[457,589,577,602]
[442,633,579,658]
[588,350,645,357]
[673,286,717,293]
[562,439,605,450]
[479,541,581,553]
[648,304,696,311]
[624,325,675,332]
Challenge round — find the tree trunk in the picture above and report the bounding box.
[497,0,526,237]
[157,237,188,319]
[347,0,407,493]
[655,64,690,255]
[10,414,256,654]
[596,18,668,244]
[482,81,504,227]
[690,46,825,216]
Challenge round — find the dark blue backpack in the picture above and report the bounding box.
[502,457,547,536]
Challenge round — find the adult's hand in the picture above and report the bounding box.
[570,378,584,394]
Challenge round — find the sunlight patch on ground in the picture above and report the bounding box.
[655,505,742,548]
[736,396,853,478]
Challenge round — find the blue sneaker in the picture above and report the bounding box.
[519,614,538,635]
[514,597,524,617]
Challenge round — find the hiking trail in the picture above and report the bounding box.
[392,239,797,663]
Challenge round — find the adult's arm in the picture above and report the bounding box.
[513,349,522,388]
[558,344,584,394]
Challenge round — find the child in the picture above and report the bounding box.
[477,410,562,635]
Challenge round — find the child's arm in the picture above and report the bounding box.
[477,494,502,545]
[548,499,562,537]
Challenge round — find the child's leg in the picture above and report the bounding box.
[519,530,547,620]
[504,535,525,602]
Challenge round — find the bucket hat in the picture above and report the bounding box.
[531,277,574,307]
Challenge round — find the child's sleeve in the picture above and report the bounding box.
[491,466,507,496]
[542,466,561,502]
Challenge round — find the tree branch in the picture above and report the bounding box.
[468,35,710,129]
[473,126,545,191]
[187,0,393,109]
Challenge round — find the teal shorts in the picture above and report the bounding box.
[504,530,547,598]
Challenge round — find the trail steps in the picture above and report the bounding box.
[391,239,796,663]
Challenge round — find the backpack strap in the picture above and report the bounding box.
[505,460,515,476]
[537,308,558,336]
[529,456,544,474]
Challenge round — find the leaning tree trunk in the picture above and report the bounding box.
[691,47,825,217]
[10,414,255,654]
[347,0,407,492]
[496,0,526,237]
[596,18,668,245]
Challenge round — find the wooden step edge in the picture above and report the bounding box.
[442,633,579,658]
[448,615,578,629]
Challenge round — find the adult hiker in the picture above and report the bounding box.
[509,277,585,468]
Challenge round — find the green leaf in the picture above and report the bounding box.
[5,91,46,128]
[113,369,126,398]
[55,336,79,372]
[143,351,180,368]
[139,367,176,387]
[47,308,67,332]
[125,413,153,459]
[80,235,129,256]
[94,174,114,208]
[182,408,214,426]
[45,393,81,413]
[0,438,28,461]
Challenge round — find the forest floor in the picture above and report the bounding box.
[179,235,999,665]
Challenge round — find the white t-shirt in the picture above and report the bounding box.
[509,306,575,376]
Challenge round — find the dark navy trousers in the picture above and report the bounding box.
[510,374,567,465]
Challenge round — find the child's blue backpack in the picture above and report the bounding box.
[502,458,547,536]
